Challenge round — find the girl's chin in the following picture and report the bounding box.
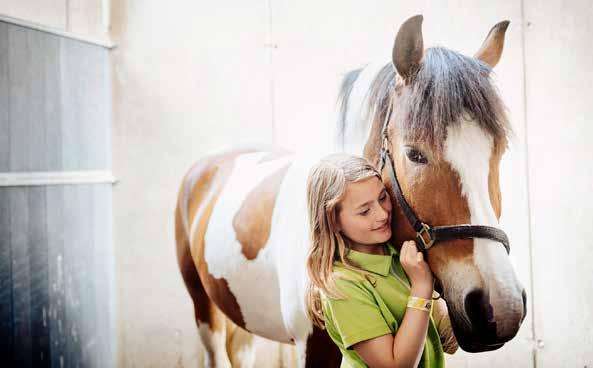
[373,230,392,242]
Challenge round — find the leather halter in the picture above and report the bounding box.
[377,95,510,294]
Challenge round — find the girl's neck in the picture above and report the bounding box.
[347,240,386,256]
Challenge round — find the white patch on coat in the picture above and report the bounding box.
[203,151,297,343]
[443,118,521,330]
[339,62,389,155]
[269,154,322,352]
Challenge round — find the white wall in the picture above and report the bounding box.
[109,2,277,367]
[2,0,592,367]
[523,1,593,366]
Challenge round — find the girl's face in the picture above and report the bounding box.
[337,176,393,248]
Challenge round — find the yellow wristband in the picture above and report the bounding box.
[407,296,432,312]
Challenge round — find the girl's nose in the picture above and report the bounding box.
[376,202,390,221]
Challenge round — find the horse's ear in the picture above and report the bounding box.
[474,20,510,68]
[392,14,424,83]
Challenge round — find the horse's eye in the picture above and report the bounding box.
[405,148,428,164]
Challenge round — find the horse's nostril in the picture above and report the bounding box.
[464,289,496,338]
[465,289,487,321]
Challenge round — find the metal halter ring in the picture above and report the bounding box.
[416,223,435,251]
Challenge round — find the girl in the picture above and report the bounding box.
[306,153,457,368]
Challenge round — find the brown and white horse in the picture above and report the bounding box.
[175,15,526,367]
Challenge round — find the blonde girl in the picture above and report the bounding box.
[306,153,457,368]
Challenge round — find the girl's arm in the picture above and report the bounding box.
[353,240,435,368]
[353,284,432,368]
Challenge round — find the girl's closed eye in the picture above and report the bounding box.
[359,208,370,216]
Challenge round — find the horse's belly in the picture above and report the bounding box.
[206,248,290,342]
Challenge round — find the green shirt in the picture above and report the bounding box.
[321,242,445,368]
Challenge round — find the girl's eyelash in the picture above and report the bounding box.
[359,194,386,215]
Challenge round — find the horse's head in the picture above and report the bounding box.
[383,15,526,352]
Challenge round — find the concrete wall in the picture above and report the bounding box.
[2,0,592,367]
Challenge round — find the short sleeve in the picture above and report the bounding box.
[322,278,392,349]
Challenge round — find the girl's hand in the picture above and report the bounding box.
[399,240,433,298]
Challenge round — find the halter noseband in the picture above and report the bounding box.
[377,95,510,294]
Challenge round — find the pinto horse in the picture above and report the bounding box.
[175,15,526,367]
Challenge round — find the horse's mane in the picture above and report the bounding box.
[337,47,512,149]
[336,67,363,149]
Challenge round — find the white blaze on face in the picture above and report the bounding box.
[444,118,498,228]
[443,118,514,307]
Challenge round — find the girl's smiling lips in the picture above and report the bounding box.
[373,221,390,231]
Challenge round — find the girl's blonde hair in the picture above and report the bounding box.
[305,153,383,328]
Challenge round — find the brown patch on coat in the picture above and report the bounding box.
[181,149,257,330]
[432,298,459,354]
[175,201,216,327]
[234,163,292,260]
[305,326,341,368]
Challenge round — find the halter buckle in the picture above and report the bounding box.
[416,223,435,251]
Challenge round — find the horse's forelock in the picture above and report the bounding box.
[349,47,511,151]
[396,47,511,148]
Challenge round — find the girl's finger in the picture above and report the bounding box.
[406,241,416,257]
[400,242,408,259]
[404,242,413,262]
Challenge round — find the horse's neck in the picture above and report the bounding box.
[337,62,389,158]
[362,112,386,169]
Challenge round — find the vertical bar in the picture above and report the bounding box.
[28,187,50,367]
[11,188,32,367]
[46,185,67,368]
[0,188,13,363]
[0,21,9,171]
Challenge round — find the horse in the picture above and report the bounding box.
[175,14,526,367]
